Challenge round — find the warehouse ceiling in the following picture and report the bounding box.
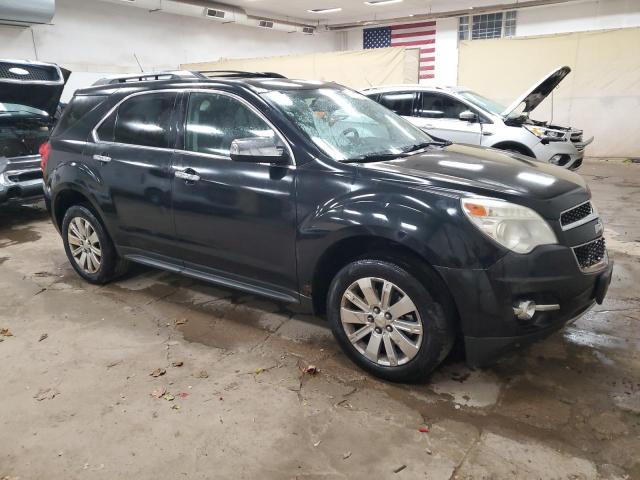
[219,0,579,25]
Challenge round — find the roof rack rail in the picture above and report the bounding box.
[197,70,287,79]
[92,70,201,86]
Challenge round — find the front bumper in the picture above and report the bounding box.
[436,244,613,366]
[0,155,43,204]
[531,139,587,170]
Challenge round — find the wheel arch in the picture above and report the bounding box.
[52,185,105,232]
[309,234,461,338]
[489,141,536,158]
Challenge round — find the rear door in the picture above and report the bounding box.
[170,90,298,301]
[413,92,482,145]
[87,91,179,260]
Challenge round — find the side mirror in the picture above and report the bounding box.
[229,137,289,165]
[459,110,478,122]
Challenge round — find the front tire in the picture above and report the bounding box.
[62,205,128,284]
[327,259,454,383]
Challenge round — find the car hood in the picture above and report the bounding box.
[0,60,71,118]
[359,143,586,202]
[500,66,571,118]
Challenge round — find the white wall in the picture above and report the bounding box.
[450,0,640,85]
[0,0,340,100]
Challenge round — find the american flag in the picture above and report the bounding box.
[363,21,436,80]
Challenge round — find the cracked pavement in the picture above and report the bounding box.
[1,158,639,479]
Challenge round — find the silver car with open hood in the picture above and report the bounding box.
[363,66,593,170]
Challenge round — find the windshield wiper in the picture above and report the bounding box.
[342,140,453,164]
[342,152,405,163]
[402,140,451,153]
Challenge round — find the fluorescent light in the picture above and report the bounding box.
[364,0,403,6]
[307,7,342,13]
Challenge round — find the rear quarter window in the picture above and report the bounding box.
[52,94,108,137]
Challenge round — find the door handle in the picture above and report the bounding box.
[175,170,201,182]
[93,154,111,163]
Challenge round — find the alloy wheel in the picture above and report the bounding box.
[67,217,102,274]
[340,277,423,367]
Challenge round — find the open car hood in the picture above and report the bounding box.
[500,66,571,118]
[0,60,70,118]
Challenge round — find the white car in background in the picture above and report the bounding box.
[362,66,593,170]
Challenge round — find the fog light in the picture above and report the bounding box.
[514,300,536,320]
[550,154,569,166]
[513,300,561,320]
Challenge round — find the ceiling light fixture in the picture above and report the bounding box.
[364,0,403,6]
[307,7,343,13]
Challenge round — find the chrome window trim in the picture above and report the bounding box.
[0,59,65,86]
[571,236,608,274]
[91,88,296,166]
[559,200,598,231]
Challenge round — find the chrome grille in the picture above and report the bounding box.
[561,201,593,228]
[573,237,606,271]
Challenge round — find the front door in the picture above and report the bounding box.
[88,91,179,259]
[171,91,298,301]
[413,92,482,145]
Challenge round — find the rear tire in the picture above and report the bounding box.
[62,205,129,284]
[327,259,454,383]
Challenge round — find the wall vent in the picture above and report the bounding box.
[258,20,274,28]
[302,27,315,34]
[205,8,225,19]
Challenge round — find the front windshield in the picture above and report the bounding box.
[261,87,432,161]
[0,102,48,117]
[457,91,507,116]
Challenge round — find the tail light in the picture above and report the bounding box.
[39,142,51,171]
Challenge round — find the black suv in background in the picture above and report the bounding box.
[43,71,612,382]
[1,60,69,204]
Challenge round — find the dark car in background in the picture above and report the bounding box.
[42,72,612,382]
[0,60,69,204]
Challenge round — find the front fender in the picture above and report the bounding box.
[297,187,503,291]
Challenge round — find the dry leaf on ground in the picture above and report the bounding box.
[151,386,167,398]
[34,387,59,401]
[150,368,166,377]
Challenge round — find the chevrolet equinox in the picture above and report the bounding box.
[42,71,613,382]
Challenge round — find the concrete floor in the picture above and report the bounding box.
[1,158,639,480]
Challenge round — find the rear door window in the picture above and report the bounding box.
[96,92,178,148]
[378,92,416,116]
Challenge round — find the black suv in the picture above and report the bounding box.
[43,71,612,382]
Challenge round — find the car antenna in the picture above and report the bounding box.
[133,53,144,73]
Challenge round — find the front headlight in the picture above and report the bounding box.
[524,125,565,139]
[461,197,557,254]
